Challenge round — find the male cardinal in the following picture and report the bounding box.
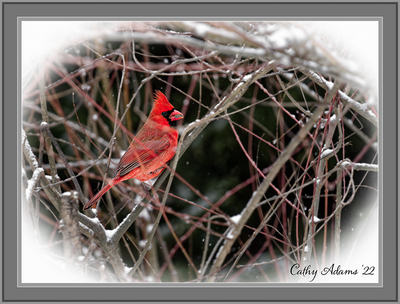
[83,91,184,210]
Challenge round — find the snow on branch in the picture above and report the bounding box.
[300,68,378,127]
[341,161,378,172]
[25,167,44,203]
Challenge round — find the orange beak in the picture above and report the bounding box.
[169,109,184,121]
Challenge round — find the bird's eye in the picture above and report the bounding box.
[162,111,168,117]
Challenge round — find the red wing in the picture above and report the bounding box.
[115,135,170,177]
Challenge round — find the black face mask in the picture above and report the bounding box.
[162,108,177,126]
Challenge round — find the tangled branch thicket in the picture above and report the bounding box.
[22,21,378,283]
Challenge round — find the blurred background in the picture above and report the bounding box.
[22,21,378,283]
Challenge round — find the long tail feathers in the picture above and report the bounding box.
[83,183,113,210]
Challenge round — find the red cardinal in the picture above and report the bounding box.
[83,91,184,210]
